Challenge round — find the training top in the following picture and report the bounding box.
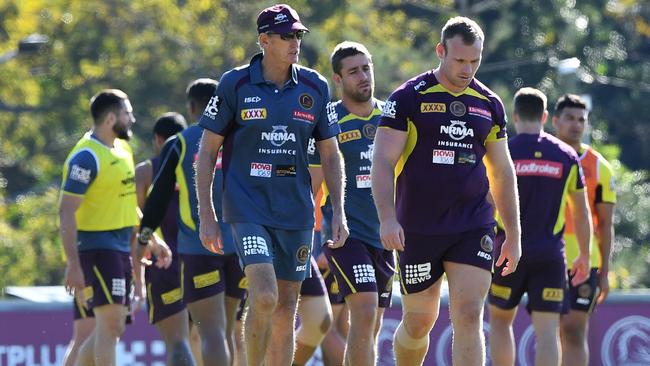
[564,144,616,268]
[199,53,340,229]
[379,71,507,235]
[61,132,138,252]
[504,132,584,256]
[320,99,383,249]
[140,125,236,255]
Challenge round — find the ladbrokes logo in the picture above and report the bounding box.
[515,160,563,178]
[241,108,267,120]
[440,120,474,141]
[261,125,296,147]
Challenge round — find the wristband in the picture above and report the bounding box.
[138,227,153,246]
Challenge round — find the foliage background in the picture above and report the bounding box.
[1,0,648,291]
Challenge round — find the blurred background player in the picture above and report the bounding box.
[134,112,195,364]
[139,79,246,365]
[488,87,591,366]
[60,89,171,366]
[554,94,617,366]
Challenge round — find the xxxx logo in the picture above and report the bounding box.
[241,108,267,120]
[421,103,446,113]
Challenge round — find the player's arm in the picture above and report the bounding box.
[309,165,324,196]
[566,188,592,285]
[484,139,521,276]
[316,137,348,248]
[137,139,180,268]
[134,160,153,210]
[196,129,225,254]
[371,127,407,251]
[595,202,614,303]
[59,193,85,298]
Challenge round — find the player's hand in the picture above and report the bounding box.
[496,236,521,276]
[326,212,349,249]
[199,217,224,255]
[596,269,610,304]
[135,239,153,266]
[570,254,589,286]
[316,252,329,270]
[150,238,173,269]
[132,279,146,314]
[380,218,405,251]
[64,263,86,302]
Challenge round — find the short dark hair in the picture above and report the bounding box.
[514,87,547,122]
[89,89,129,123]
[153,112,187,140]
[554,94,588,116]
[330,41,372,75]
[441,16,484,52]
[186,78,218,111]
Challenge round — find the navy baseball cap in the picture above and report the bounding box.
[256,4,309,34]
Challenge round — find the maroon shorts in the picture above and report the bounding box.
[73,295,94,320]
[79,249,132,310]
[321,268,344,305]
[323,238,395,308]
[222,253,247,300]
[300,257,327,297]
[564,268,600,313]
[398,228,495,294]
[180,254,227,304]
[145,259,185,324]
[489,250,567,313]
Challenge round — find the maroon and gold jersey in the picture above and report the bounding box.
[379,71,507,235]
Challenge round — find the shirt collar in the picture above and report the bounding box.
[249,53,298,86]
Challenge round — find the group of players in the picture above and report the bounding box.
[58,3,615,366]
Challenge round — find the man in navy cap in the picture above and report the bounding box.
[195,4,348,365]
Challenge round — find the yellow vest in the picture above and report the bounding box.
[61,133,138,231]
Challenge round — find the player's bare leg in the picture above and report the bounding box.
[488,305,516,366]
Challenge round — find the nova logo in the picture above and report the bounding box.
[241,108,267,120]
[261,125,296,147]
[432,149,455,165]
[250,162,272,178]
[356,174,371,188]
[515,160,563,178]
[440,120,474,141]
[338,130,362,143]
[421,103,446,113]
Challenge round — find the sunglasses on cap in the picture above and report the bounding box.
[266,31,305,41]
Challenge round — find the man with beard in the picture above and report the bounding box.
[372,17,521,365]
[59,89,171,366]
[317,41,395,366]
[195,4,348,365]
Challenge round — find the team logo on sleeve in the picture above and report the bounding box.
[307,138,316,156]
[449,101,466,117]
[70,164,92,184]
[381,100,397,119]
[241,108,267,120]
[299,93,314,109]
[203,95,221,119]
